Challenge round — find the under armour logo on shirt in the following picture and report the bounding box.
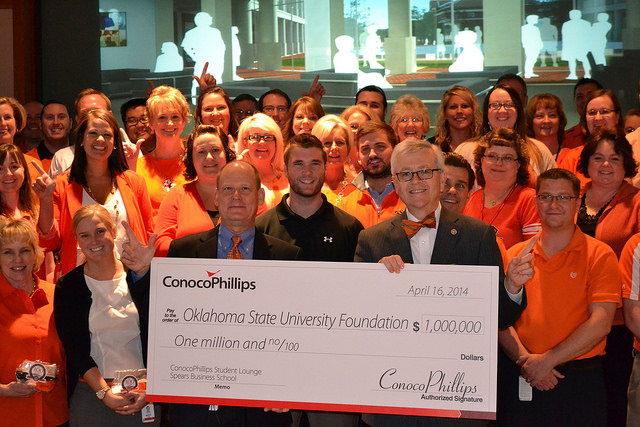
[324,236,333,243]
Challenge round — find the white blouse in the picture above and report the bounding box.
[86,274,144,378]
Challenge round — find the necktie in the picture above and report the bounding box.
[228,236,243,259]
[401,213,436,238]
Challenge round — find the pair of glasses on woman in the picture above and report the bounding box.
[247,134,276,142]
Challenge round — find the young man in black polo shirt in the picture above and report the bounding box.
[256,133,363,264]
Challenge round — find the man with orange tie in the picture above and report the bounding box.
[166,160,299,426]
[354,139,531,427]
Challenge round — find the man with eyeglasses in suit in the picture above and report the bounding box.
[354,139,530,426]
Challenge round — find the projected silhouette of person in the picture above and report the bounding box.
[333,35,392,89]
[592,13,611,66]
[363,25,384,69]
[448,30,483,72]
[232,26,242,80]
[521,15,543,78]
[181,12,225,101]
[154,42,184,73]
[561,9,591,80]
[538,17,558,67]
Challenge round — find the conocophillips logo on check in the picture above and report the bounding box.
[162,269,256,292]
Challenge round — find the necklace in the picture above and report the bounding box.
[485,185,515,207]
[28,276,37,297]
[150,155,180,192]
[481,185,516,226]
[85,178,116,203]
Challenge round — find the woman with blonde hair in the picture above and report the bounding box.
[282,96,325,143]
[311,115,356,204]
[389,94,430,142]
[431,85,482,152]
[136,85,190,218]
[0,97,26,145]
[55,204,159,425]
[236,113,288,212]
[0,218,68,426]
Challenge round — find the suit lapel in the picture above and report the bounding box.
[432,208,460,264]
[253,231,271,260]
[195,227,220,258]
[389,212,414,263]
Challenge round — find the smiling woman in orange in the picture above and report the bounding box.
[431,85,483,152]
[389,94,430,143]
[463,127,541,249]
[154,125,236,256]
[236,113,288,212]
[136,86,191,219]
[35,109,154,275]
[0,218,68,427]
[311,115,356,205]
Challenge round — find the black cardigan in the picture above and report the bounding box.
[53,264,150,400]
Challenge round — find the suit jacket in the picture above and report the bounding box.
[168,225,301,261]
[166,225,298,427]
[355,208,525,328]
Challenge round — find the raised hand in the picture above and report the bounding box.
[302,75,326,103]
[120,128,143,171]
[192,62,217,92]
[120,221,157,276]
[31,161,58,200]
[505,235,536,294]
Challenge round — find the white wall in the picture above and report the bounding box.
[99,0,157,70]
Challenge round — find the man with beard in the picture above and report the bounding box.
[338,121,405,228]
[257,133,363,262]
[256,133,363,426]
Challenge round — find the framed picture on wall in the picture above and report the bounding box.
[100,11,127,47]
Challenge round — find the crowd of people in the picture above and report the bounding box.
[2,69,640,427]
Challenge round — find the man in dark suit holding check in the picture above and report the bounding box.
[167,160,298,427]
[355,139,534,427]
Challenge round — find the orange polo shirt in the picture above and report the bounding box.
[509,229,621,359]
[620,232,640,352]
[337,187,405,229]
[0,275,68,426]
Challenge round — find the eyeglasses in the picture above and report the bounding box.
[483,154,518,165]
[262,106,288,114]
[399,117,422,124]
[248,134,276,142]
[488,102,516,111]
[536,194,577,204]
[394,168,442,182]
[125,116,149,127]
[586,108,614,117]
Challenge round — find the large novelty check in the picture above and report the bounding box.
[147,258,499,419]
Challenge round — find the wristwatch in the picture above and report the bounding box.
[96,385,111,400]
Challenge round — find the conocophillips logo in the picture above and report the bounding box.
[162,269,256,292]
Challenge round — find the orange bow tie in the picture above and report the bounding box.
[401,213,436,238]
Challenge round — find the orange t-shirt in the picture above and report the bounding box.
[136,154,188,219]
[463,185,541,249]
[509,229,621,359]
